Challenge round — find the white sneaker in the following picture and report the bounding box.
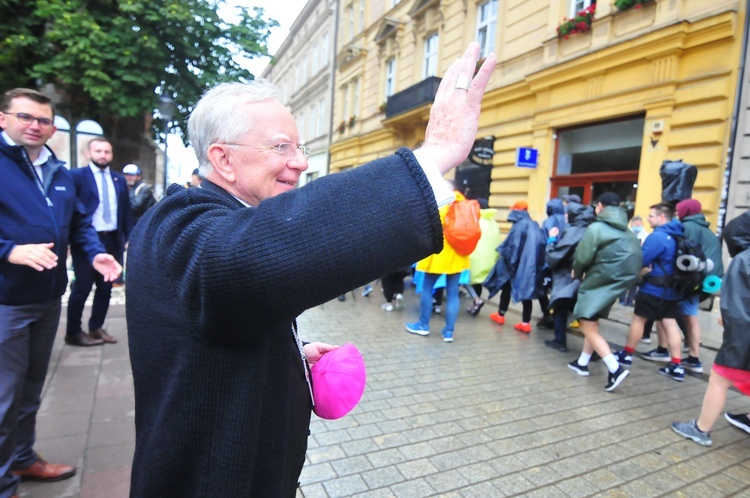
[641,337,652,344]
[394,294,404,311]
[381,303,394,312]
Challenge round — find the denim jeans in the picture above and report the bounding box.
[418,272,460,333]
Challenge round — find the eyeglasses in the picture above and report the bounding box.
[3,112,55,128]
[227,142,311,160]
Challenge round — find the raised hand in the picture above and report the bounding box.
[418,42,497,175]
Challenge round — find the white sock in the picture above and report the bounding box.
[578,352,591,366]
[603,354,619,373]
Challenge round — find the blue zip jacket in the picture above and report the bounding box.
[0,137,105,305]
[640,219,684,300]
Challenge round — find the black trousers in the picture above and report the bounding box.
[498,281,549,323]
[66,231,122,336]
[381,271,406,302]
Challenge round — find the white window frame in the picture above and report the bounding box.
[309,105,317,139]
[359,0,365,34]
[321,33,329,66]
[476,0,498,60]
[312,41,319,74]
[343,87,350,122]
[352,79,360,118]
[390,0,401,7]
[569,0,593,18]
[385,57,396,97]
[423,34,439,79]
[348,6,355,41]
[318,99,326,136]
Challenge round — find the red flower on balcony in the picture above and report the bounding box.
[557,4,596,38]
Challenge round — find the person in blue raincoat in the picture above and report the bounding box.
[542,198,567,239]
[484,200,547,333]
[544,201,596,351]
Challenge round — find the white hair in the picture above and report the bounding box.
[188,80,282,177]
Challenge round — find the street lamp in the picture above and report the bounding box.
[158,95,176,194]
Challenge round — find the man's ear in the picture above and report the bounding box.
[207,144,236,183]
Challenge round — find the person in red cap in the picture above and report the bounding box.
[643,199,724,373]
[483,199,547,333]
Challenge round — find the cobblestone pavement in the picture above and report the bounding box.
[19,283,750,497]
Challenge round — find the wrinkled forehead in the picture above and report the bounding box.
[242,99,300,142]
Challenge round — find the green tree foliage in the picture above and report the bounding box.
[0,0,278,135]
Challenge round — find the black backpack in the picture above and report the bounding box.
[656,235,709,299]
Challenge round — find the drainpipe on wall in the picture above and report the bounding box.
[326,0,340,176]
[717,0,750,236]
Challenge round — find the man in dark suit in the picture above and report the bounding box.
[66,137,133,346]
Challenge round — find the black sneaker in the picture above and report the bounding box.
[725,413,750,435]
[567,360,589,377]
[537,315,554,329]
[545,340,567,352]
[613,350,632,367]
[605,366,629,392]
[682,357,703,373]
[659,362,685,382]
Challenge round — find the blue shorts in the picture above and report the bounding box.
[679,295,699,317]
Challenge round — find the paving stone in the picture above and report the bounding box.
[330,455,373,476]
[322,474,369,497]
[367,448,407,468]
[389,477,435,498]
[36,412,91,439]
[459,480,505,497]
[315,429,353,446]
[298,482,329,498]
[39,392,94,416]
[702,473,746,494]
[423,468,470,493]
[671,481,726,497]
[523,486,570,498]
[614,479,663,498]
[352,487,397,497]
[79,466,130,498]
[83,441,135,473]
[299,461,337,485]
[519,466,564,487]
[491,472,537,496]
[398,441,437,460]
[306,444,347,464]
[583,468,625,490]
[360,465,406,489]
[86,418,135,449]
[396,458,439,480]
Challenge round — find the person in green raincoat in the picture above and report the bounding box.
[567,192,642,392]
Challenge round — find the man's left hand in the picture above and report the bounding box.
[303,342,339,366]
[93,254,123,282]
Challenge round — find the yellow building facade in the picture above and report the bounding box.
[330,0,746,227]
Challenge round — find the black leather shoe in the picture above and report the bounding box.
[544,340,568,352]
[64,332,104,347]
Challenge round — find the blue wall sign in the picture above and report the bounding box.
[516,147,538,169]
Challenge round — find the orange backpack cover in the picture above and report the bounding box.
[444,198,481,256]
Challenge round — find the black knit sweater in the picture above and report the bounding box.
[126,149,443,497]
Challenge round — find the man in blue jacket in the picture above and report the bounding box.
[66,137,132,346]
[0,88,121,498]
[615,202,687,381]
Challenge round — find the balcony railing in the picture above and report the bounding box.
[385,76,442,118]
